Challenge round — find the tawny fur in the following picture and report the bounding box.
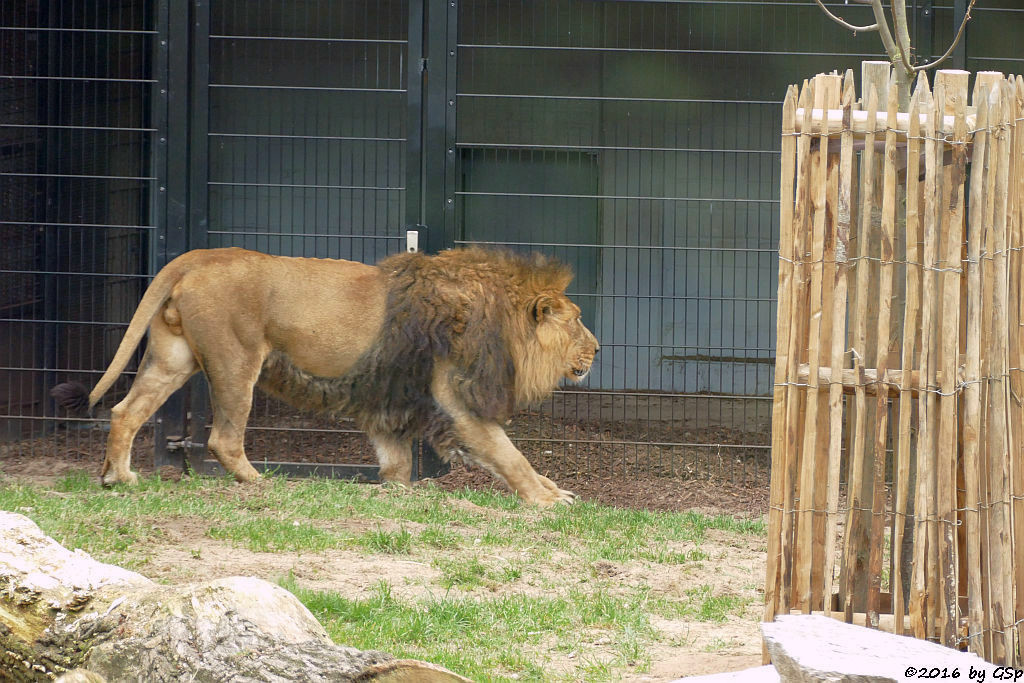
[56,246,598,507]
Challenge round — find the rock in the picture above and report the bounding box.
[0,512,469,682]
[762,614,999,682]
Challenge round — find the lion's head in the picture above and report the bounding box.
[373,247,599,425]
[512,281,599,407]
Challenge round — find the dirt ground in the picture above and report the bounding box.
[134,515,768,682]
[0,411,771,681]
[1,412,770,516]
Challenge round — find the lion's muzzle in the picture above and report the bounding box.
[569,343,597,381]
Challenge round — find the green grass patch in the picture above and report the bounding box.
[653,584,750,623]
[419,525,462,549]
[359,525,413,554]
[434,556,489,590]
[279,576,657,681]
[0,470,766,681]
[208,517,344,553]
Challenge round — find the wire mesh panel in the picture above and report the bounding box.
[0,1,155,466]
[962,2,1024,76]
[198,0,413,471]
[205,0,409,263]
[452,0,931,488]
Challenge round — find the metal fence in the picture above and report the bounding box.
[2,0,1022,491]
[1,0,156,469]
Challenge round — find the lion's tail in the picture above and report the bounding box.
[85,254,192,408]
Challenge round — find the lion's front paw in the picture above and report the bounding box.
[526,485,577,507]
[554,487,577,505]
[536,475,576,506]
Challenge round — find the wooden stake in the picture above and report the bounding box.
[823,70,856,619]
[764,84,800,645]
[866,74,899,629]
[962,72,991,661]
[985,74,1013,665]
[893,72,926,636]
[841,75,881,622]
[910,75,936,641]
[1010,75,1024,669]
[977,71,1006,661]
[780,82,816,614]
[812,76,843,610]
[793,77,827,612]
[934,69,967,649]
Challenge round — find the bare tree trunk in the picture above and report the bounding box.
[813,0,976,109]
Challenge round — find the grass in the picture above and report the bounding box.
[0,469,765,681]
[280,577,660,680]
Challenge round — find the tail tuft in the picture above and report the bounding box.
[50,382,91,416]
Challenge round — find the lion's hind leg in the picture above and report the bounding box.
[367,431,413,487]
[102,317,198,486]
[203,351,264,484]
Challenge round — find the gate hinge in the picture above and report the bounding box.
[165,438,205,452]
[420,58,428,73]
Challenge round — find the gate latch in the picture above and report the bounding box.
[164,438,205,452]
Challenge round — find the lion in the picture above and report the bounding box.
[52,246,599,507]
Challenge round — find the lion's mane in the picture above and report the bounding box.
[256,247,575,455]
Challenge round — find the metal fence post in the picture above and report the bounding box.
[405,0,457,481]
[423,0,459,253]
[952,0,968,70]
[153,0,191,470]
[185,0,212,476]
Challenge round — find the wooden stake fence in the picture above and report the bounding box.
[765,65,1024,666]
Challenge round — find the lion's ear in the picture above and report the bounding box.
[531,294,557,323]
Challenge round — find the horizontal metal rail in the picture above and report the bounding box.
[458,44,881,58]
[1,172,156,181]
[210,34,406,45]
[0,318,132,326]
[512,437,769,449]
[0,123,157,132]
[2,75,156,83]
[455,239,775,252]
[0,221,156,230]
[457,141,779,154]
[1,269,152,278]
[208,181,403,191]
[210,132,404,142]
[458,93,781,105]
[209,84,406,93]
[202,460,382,482]
[1,26,155,34]
[206,230,403,239]
[454,190,777,203]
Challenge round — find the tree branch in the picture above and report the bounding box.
[812,0,879,33]
[890,0,915,75]
[867,0,902,69]
[914,0,978,72]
